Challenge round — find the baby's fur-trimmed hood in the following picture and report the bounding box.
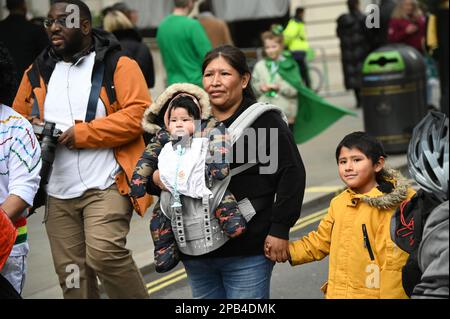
[360,168,410,210]
[142,83,211,134]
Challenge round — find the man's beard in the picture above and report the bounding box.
[52,31,85,59]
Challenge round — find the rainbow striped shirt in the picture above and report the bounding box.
[0,105,41,244]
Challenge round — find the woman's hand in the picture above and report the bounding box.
[153,170,168,191]
[264,235,290,263]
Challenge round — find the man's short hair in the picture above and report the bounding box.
[51,0,92,23]
[6,0,25,11]
[174,0,195,9]
[295,7,305,16]
[199,0,213,13]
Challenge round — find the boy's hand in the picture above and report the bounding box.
[267,84,280,92]
[260,84,269,93]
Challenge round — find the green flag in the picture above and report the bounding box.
[276,52,357,144]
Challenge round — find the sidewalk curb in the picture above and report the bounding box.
[137,162,409,278]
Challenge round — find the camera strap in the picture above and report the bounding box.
[85,61,105,123]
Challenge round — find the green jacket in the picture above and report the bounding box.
[283,18,310,52]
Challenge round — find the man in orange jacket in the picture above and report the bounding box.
[13,0,152,299]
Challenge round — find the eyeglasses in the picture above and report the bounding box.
[43,17,68,29]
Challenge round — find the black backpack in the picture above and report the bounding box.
[392,190,442,296]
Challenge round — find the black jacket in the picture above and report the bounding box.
[0,14,48,82]
[112,29,155,88]
[336,11,371,90]
[149,97,306,258]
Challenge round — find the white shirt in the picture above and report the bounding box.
[0,105,41,206]
[44,52,119,199]
[158,138,212,199]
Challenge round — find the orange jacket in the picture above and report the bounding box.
[13,37,153,216]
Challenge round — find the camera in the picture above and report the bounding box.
[29,122,62,215]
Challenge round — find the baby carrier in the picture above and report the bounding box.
[159,102,287,256]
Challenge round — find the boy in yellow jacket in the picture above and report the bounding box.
[272,132,415,298]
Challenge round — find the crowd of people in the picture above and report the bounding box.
[0,0,448,300]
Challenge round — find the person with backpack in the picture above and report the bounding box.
[148,45,306,299]
[12,0,153,299]
[391,111,449,299]
[130,83,247,273]
[284,132,415,298]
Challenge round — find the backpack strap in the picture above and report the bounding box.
[84,61,104,123]
[27,63,42,118]
[228,102,288,144]
[228,102,287,176]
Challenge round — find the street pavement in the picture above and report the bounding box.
[21,92,409,299]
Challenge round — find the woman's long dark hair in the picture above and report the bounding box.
[202,45,256,101]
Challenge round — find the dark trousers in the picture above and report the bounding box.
[291,51,311,88]
[354,88,362,108]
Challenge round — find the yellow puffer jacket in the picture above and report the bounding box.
[289,169,415,299]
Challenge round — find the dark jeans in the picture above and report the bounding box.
[291,50,311,88]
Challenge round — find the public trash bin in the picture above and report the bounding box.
[361,44,427,154]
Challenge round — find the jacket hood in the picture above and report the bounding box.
[142,83,211,134]
[91,28,122,62]
[350,168,411,210]
[34,28,121,84]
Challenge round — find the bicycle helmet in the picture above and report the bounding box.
[407,111,449,202]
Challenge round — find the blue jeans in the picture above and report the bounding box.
[182,255,275,299]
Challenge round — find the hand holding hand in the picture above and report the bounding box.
[264,235,290,263]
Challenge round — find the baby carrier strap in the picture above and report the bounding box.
[160,103,286,256]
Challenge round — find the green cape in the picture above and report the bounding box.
[272,52,357,144]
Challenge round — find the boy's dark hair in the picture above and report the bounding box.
[336,132,392,191]
[51,0,92,23]
[0,43,17,106]
[168,96,201,120]
[335,131,387,164]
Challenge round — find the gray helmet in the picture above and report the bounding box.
[408,111,449,202]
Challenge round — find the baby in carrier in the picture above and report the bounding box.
[130,83,247,273]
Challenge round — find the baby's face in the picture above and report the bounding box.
[168,107,195,138]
